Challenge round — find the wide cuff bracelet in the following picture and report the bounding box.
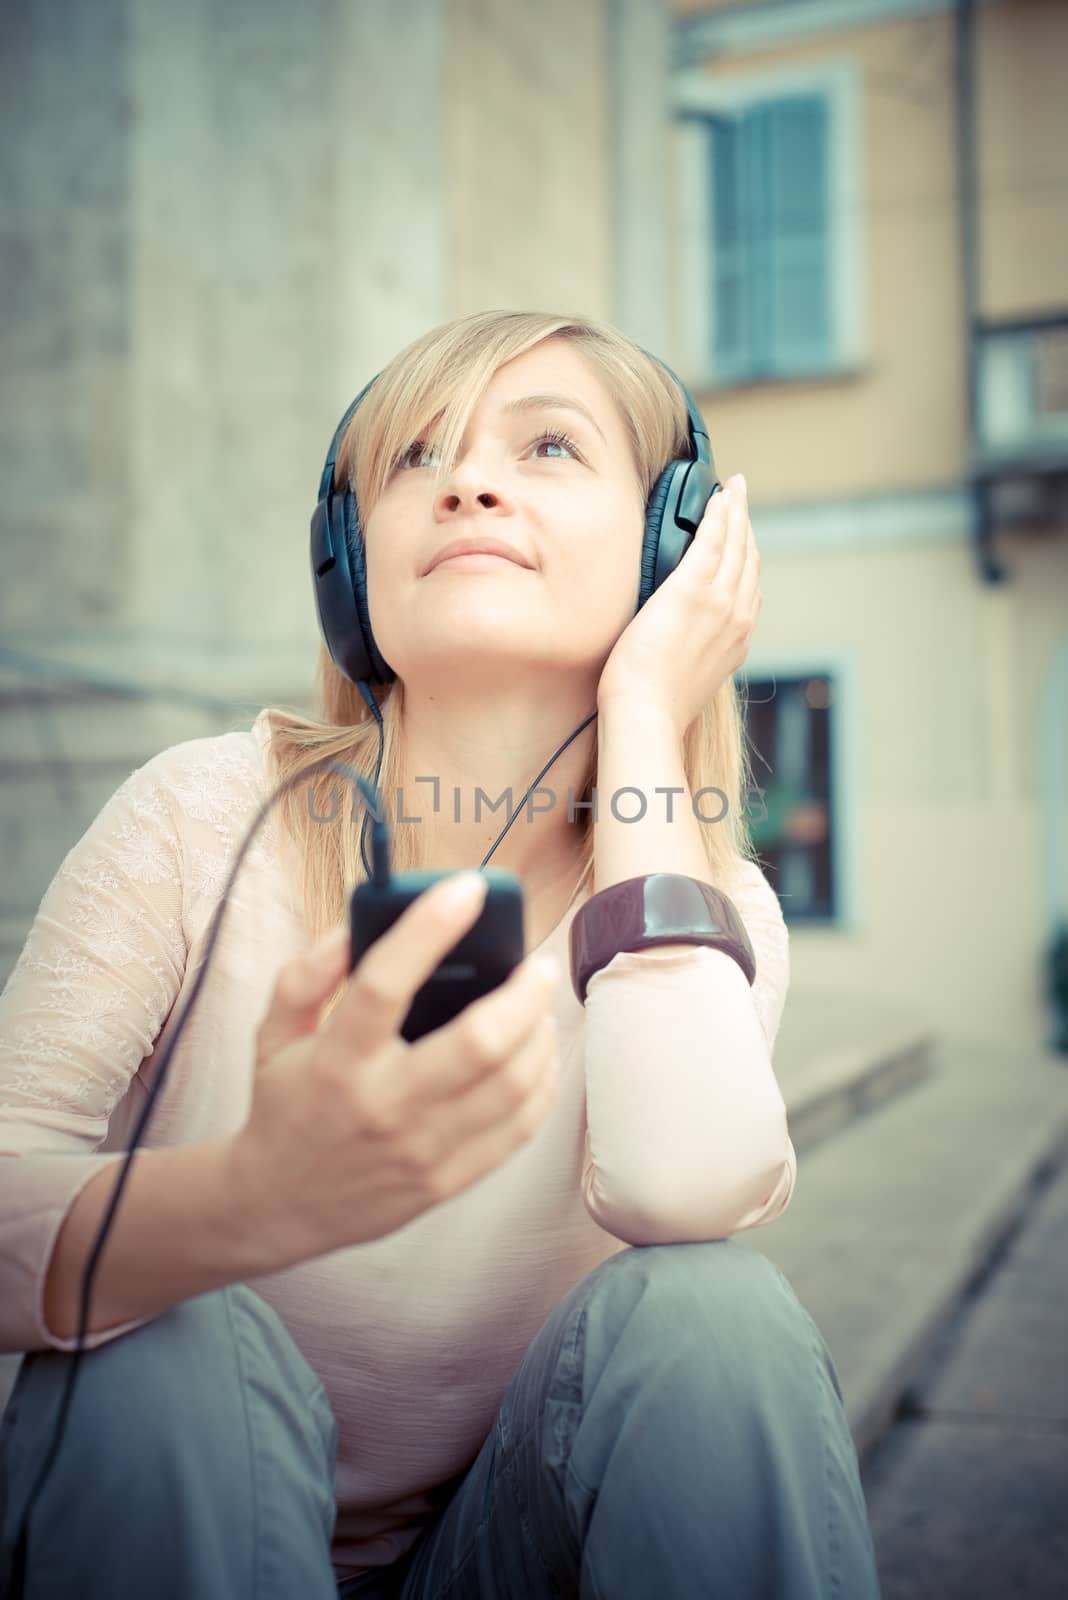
[568,872,757,1005]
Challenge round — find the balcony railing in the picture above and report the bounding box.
[970,312,1068,581]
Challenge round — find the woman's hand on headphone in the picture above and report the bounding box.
[226,873,562,1267]
[596,473,761,737]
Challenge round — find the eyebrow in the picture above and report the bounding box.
[502,392,608,446]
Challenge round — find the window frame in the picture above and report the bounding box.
[673,58,867,392]
[736,649,862,931]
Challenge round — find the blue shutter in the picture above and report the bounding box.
[710,93,830,381]
[763,94,831,372]
[743,101,775,373]
[709,114,748,381]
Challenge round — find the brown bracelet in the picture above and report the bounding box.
[568,872,757,1004]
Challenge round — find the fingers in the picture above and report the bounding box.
[420,1017,561,1202]
[731,472,761,619]
[256,921,351,1068]
[406,948,561,1104]
[326,871,490,1060]
[704,475,750,595]
[739,516,762,616]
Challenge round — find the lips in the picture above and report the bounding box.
[425,537,533,574]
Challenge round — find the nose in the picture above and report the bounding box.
[433,453,514,519]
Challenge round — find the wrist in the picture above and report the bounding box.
[597,690,682,739]
[569,872,757,1004]
[218,1133,318,1276]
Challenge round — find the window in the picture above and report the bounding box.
[743,673,837,922]
[674,61,864,388]
[710,95,831,381]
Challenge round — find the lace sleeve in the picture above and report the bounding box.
[0,752,189,1352]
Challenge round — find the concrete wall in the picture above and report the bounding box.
[2,0,449,661]
[445,0,613,319]
[0,0,616,983]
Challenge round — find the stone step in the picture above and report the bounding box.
[738,1035,1068,1462]
[775,989,938,1154]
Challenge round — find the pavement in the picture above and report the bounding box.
[859,1147,1068,1598]
[747,1013,1068,1600]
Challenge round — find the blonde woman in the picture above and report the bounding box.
[0,310,881,1598]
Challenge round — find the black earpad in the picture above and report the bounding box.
[311,492,370,687]
[640,465,678,611]
[344,492,394,685]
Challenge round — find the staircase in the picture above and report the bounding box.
[746,993,1068,1463]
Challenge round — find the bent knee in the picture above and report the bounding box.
[596,1238,790,1310]
[595,1241,825,1363]
[4,1284,333,1481]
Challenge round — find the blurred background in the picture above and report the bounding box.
[2,0,1067,1591]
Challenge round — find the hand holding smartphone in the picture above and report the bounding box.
[238,869,559,1263]
[350,868,526,1042]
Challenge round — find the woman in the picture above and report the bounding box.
[0,309,882,1597]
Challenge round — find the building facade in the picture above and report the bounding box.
[666,0,1068,1052]
[2,0,1065,1055]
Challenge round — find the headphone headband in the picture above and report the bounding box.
[317,375,378,503]
[646,352,712,466]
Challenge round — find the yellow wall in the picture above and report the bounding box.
[978,0,1068,317]
[676,11,968,502]
[673,0,747,13]
[670,0,1068,504]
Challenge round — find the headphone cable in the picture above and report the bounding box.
[5,696,598,1592]
[355,681,597,876]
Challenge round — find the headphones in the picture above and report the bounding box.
[309,348,721,690]
[309,346,722,879]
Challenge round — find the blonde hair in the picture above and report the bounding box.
[263,309,756,1012]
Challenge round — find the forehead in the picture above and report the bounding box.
[474,340,625,447]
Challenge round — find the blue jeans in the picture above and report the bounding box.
[0,1240,881,1598]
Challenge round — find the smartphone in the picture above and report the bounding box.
[349,869,526,1043]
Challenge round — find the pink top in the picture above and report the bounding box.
[0,710,795,1581]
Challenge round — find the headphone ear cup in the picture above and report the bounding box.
[639,463,683,610]
[311,492,370,686]
[345,496,395,686]
[311,490,393,688]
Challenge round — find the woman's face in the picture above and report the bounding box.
[362,338,647,692]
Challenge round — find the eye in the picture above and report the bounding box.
[390,428,578,470]
[529,429,583,462]
[394,439,441,471]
